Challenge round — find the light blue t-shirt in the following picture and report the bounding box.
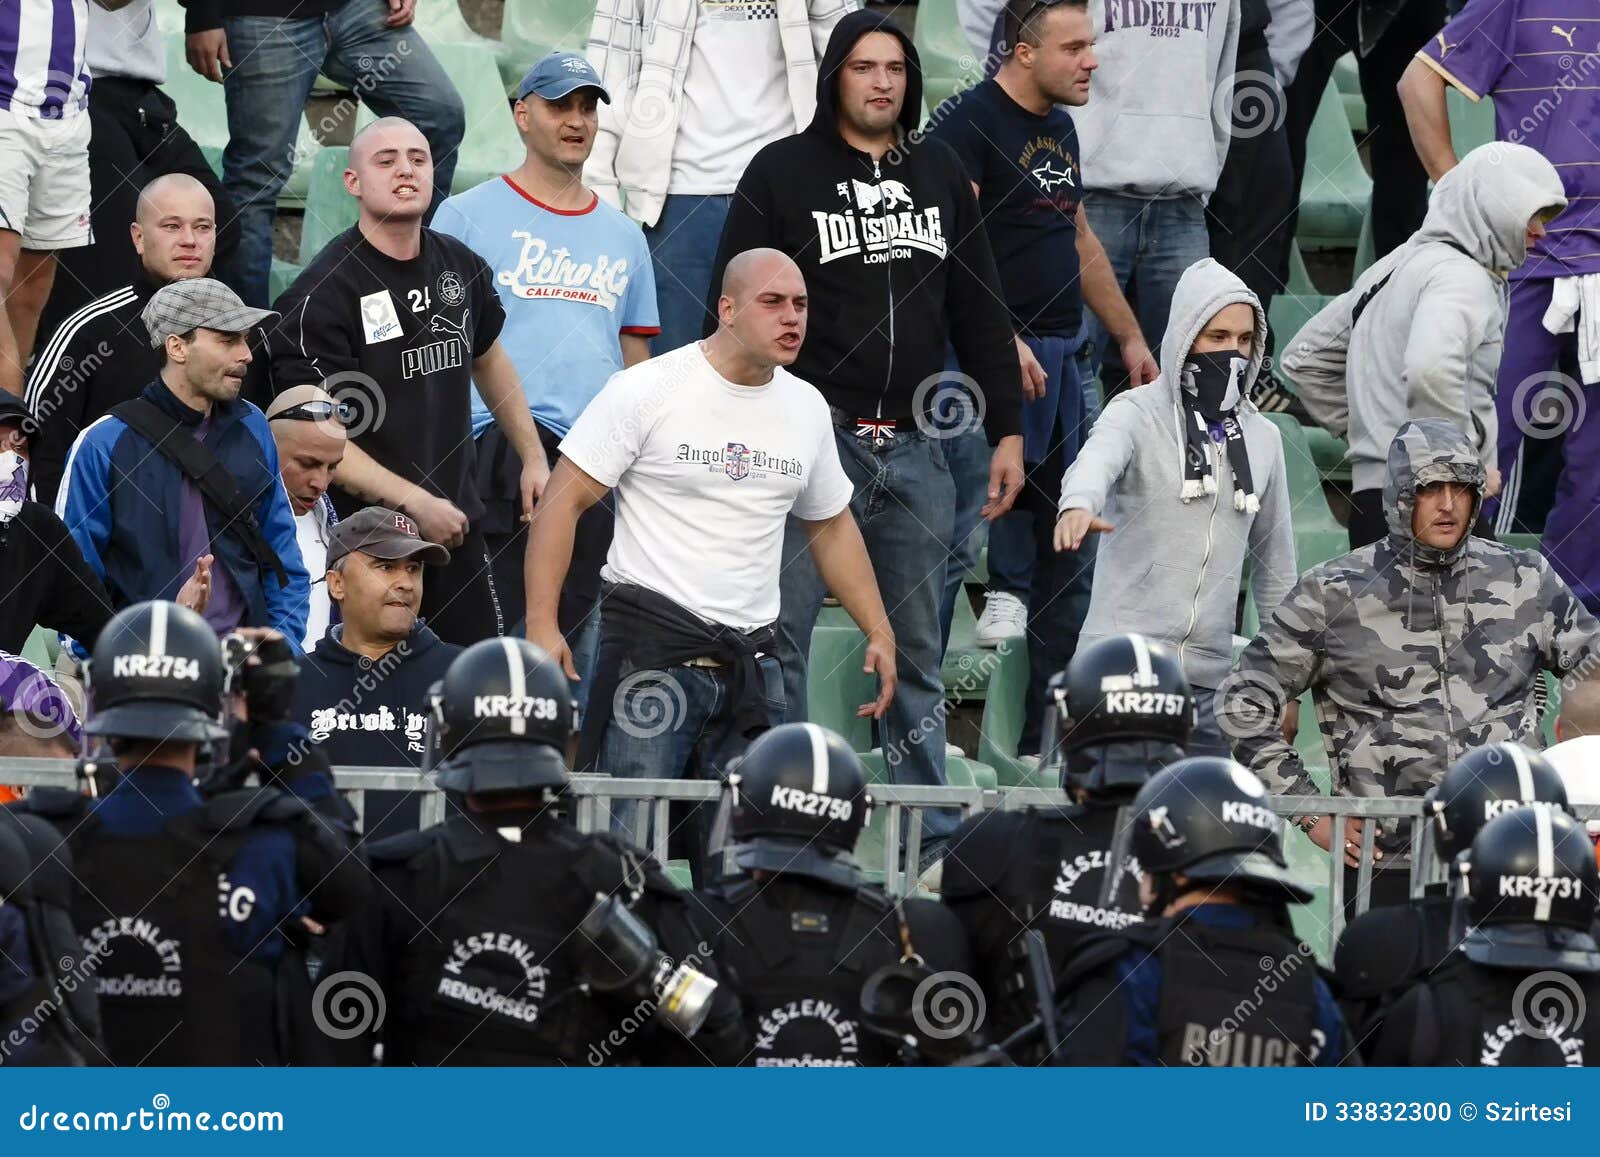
[431,176,660,438]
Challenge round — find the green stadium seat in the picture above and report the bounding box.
[298,147,358,265]
[914,0,983,114]
[499,0,598,89]
[805,605,876,753]
[855,751,996,886]
[154,0,183,33]
[1268,292,1334,351]
[1501,533,1541,552]
[354,41,521,193]
[21,626,57,672]
[1449,86,1496,157]
[269,259,304,302]
[1286,241,1319,296]
[974,641,1035,785]
[1261,412,1349,570]
[1333,54,1366,135]
[1296,80,1372,250]
[1352,207,1375,279]
[1305,426,1351,483]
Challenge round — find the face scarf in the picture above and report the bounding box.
[1179,351,1258,513]
[0,451,25,524]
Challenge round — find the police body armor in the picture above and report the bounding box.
[372,818,690,1066]
[941,802,1142,1041]
[65,786,316,1065]
[1333,885,1455,1043]
[1063,911,1322,1067]
[695,875,913,1067]
[1398,957,1600,1066]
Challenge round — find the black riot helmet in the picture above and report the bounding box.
[427,638,574,795]
[726,722,872,889]
[1044,634,1194,795]
[84,600,229,744]
[1131,757,1311,912]
[1460,805,1600,973]
[1433,742,1570,863]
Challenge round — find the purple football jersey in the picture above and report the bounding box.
[1418,0,1600,279]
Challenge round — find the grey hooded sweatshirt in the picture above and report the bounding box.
[1286,143,1567,495]
[1059,258,1296,689]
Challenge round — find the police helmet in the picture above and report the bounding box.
[428,638,574,795]
[1433,743,1569,862]
[727,722,871,889]
[1460,804,1600,973]
[1131,757,1311,907]
[1046,634,1193,794]
[84,601,229,744]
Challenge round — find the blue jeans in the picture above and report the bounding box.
[938,425,990,651]
[776,431,959,841]
[1081,191,1210,388]
[599,652,786,875]
[645,193,732,352]
[221,0,464,306]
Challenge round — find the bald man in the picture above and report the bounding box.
[25,173,222,506]
[268,385,349,648]
[259,118,546,646]
[527,247,894,878]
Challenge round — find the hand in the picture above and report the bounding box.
[520,455,551,522]
[185,28,231,82]
[1016,336,1048,403]
[1304,815,1382,869]
[859,629,897,720]
[1485,467,1502,499]
[1281,699,1300,746]
[529,622,577,681]
[177,554,213,615]
[1119,335,1160,387]
[233,631,298,724]
[1053,508,1112,552]
[385,0,416,26]
[983,435,1024,521]
[410,492,468,548]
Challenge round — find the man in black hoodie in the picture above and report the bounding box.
[289,506,461,841]
[708,12,1024,859]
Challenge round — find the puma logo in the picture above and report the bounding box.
[1435,31,1458,55]
[429,309,469,346]
[1552,23,1577,47]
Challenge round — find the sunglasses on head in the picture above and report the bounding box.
[272,399,352,425]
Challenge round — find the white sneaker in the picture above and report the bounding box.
[974,591,1027,647]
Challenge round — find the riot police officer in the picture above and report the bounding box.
[1372,804,1600,1065]
[20,601,368,1065]
[1335,742,1569,1048]
[351,637,744,1066]
[690,722,976,1067]
[940,634,1192,1048]
[1055,757,1350,1066]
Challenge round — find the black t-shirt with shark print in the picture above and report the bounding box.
[262,226,506,523]
[929,78,1084,338]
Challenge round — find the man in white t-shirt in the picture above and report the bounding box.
[267,385,348,650]
[585,0,852,352]
[526,247,894,866]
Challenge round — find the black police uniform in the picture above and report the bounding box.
[1054,758,1351,1067]
[1372,805,1600,1066]
[941,635,1192,1046]
[350,637,744,1066]
[26,602,368,1065]
[1335,743,1569,1048]
[691,722,977,1066]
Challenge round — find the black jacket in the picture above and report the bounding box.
[0,502,114,655]
[708,9,1021,442]
[24,277,161,508]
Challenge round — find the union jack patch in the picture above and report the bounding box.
[855,418,897,442]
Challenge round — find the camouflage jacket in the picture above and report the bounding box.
[1220,419,1600,802]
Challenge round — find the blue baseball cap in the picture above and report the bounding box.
[514,51,611,104]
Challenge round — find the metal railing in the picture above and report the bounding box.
[6,758,1595,945]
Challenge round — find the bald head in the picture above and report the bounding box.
[270,385,348,516]
[721,248,803,308]
[346,117,434,223]
[131,174,216,283]
[1559,678,1600,740]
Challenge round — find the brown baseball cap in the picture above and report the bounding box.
[326,506,450,568]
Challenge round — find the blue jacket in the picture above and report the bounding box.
[55,377,309,647]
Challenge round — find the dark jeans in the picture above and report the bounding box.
[777,429,959,840]
[645,193,732,352]
[591,649,785,881]
[220,0,464,305]
[1283,0,1445,264]
[38,77,238,338]
[1207,37,1292,324]
[419,525,502,646]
